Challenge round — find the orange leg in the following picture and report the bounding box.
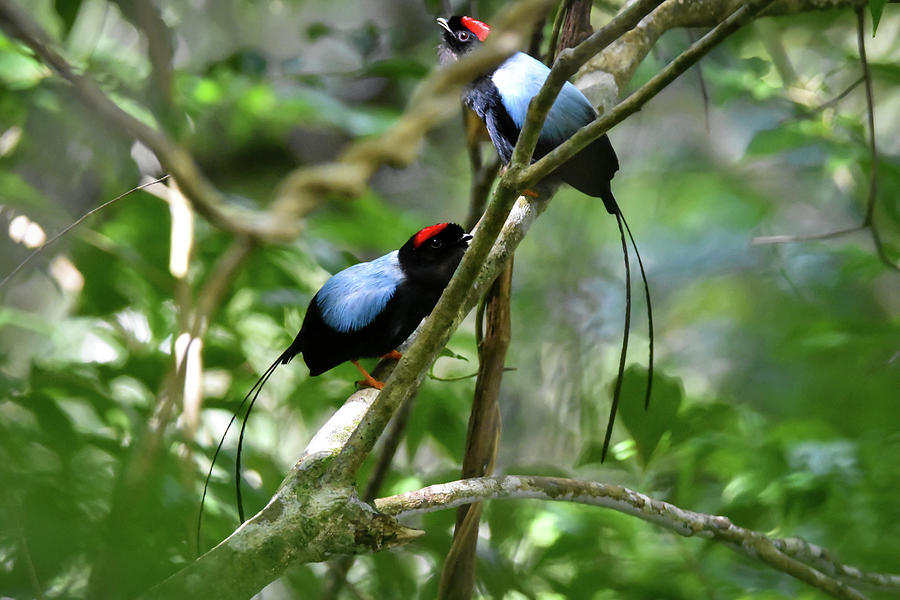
[381,350,403,361]
[522,188,540,198]
[351,360,385,390]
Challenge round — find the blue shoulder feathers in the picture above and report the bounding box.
[491,52,596,147]
[315,251,404,332]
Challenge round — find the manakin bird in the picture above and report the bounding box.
[282,221,471,386]
[199,223,472,536]
[437,15,653,462]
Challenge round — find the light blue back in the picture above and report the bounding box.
[491,52,596,147]
[315,251,404,332]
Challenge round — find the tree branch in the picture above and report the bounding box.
[519,0,776,190]
[0,0,552,243]
[377,476,899,600]
[511,0,663,167]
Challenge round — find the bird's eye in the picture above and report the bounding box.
[457,31,470,42]
[430,238,443,249]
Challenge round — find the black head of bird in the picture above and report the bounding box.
[436,16,490,63]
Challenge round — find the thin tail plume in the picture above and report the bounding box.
[196,351,287,553]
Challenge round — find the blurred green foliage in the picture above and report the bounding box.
[1,1,898,599]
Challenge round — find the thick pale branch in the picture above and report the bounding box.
[142,386,418,600]
[377,476,895,600]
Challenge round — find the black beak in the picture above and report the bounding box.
[460,233,474,245]
[436,17,452,35]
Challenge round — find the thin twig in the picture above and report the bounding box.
[0,175,170,289]
[856,7,877,227]
[789,76,864,121]
[751,225,866,245]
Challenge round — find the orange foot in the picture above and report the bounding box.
[352,360,385,390]
[523,188,540,198]
[381,350,403,361]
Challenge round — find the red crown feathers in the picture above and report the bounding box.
[413,223,450,248]
[460,16,491,42]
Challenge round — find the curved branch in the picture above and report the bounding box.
[377,476,898,600]
[0,0,269,237]
[0,0,552,242]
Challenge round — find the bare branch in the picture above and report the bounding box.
[751,225,866,245]
[377,476,897,600]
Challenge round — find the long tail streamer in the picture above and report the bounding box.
[196,352,285,553]
[601,211,632,462]
[622,216,654,410]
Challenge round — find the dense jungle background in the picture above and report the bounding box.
[1,0,898,598]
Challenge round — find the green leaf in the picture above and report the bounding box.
[54,0,83,36]
[438,347,468,362]
[869,0,886,35]
[617,366,684,466]
[745,121,829,156]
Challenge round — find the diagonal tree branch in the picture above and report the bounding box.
[0,0,553,242]
[377,476,900,600]
[519,0,777,191]
[0,0,257,236]
[511,0,664,167]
